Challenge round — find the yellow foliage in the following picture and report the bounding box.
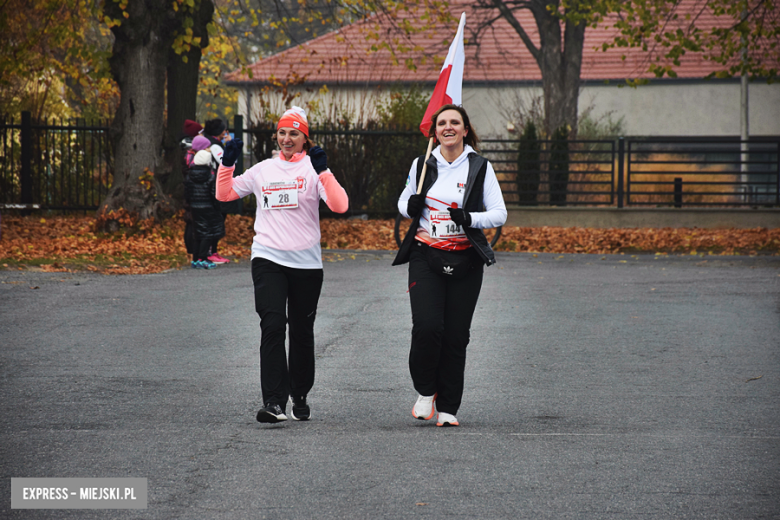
[0,0,116,120]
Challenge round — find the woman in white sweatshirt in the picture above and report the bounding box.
[393,104,507,427]
[216,106,349,424]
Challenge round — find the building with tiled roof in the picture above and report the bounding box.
[225,1,780,137]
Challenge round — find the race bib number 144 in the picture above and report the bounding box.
[429,210,465,239]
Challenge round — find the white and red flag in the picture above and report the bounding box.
[419,12,466,136]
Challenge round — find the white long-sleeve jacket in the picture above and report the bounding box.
[398,144,507,232]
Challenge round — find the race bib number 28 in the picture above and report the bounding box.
[260,181,298,210]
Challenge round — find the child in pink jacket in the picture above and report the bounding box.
[216,106,349,424]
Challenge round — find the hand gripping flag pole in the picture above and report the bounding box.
[417,12,466,194]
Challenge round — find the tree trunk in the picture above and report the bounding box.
[561,17,586,139]
[162,0,214,206]
[97,0,200,230]
[483,0,585,206]
[485,0,585,138]
[533,3,585,138]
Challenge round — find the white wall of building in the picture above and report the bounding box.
[238,80,780,138]
[469,81,780,137]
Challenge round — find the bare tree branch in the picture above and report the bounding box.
[487,0,540,61]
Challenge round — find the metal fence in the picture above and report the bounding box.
[1,112,112,211]
[2,111,778,211]
[481,138,616,206]
[624,138,780,207]
[483,136,779,208]
[243,125,427,213]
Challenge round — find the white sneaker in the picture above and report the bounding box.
[412,394,437,420]
[436,412,459,427]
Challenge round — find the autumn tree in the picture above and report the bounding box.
[470,0,592,138]
[163,0,215,203]
[0,0,218,224]
[99,1,175,226]
[198,0,358,120]
[101,0,375,225]
[99,0,219,228]
[467,0,778,137]
[595,0,779,82]
[0,0,115,120]
[592,0,777,174]
[4,0,453,223]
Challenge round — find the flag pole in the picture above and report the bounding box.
[416,137,435,194]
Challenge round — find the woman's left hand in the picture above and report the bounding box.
[447,207,472,227]
[222,139,243,167]
[309,146,328,174]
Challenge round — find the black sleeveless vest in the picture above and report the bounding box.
[392,152,496,266]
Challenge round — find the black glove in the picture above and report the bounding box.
[221,138,243,167]
[406,194,425,217]
[447,207,472,227]
[308,146,328,173]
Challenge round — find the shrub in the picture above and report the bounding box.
[516,122,541,205]
[549,125,570,206]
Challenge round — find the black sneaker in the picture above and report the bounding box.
[256,403,287,423]
[290,395,310,421]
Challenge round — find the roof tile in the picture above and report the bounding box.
[226,0,756,85]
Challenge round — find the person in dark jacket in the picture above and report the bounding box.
[393,104,507,427]
[180,120,203,256]
[184,146,225,269]
[203,118,232,264]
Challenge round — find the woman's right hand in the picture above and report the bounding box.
[406,194,425,217]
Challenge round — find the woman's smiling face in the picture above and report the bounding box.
[435,109,468,149]
[277,127,307,159]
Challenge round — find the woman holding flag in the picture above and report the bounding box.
[392,12,505,427]
[393,104,507,426]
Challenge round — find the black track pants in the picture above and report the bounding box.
[407,245,484,415]
[192,237,211,261]
[252,258,323,410]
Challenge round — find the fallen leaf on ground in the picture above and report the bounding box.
[1,214,778,275]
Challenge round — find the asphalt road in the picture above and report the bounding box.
[1,251,779,519]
